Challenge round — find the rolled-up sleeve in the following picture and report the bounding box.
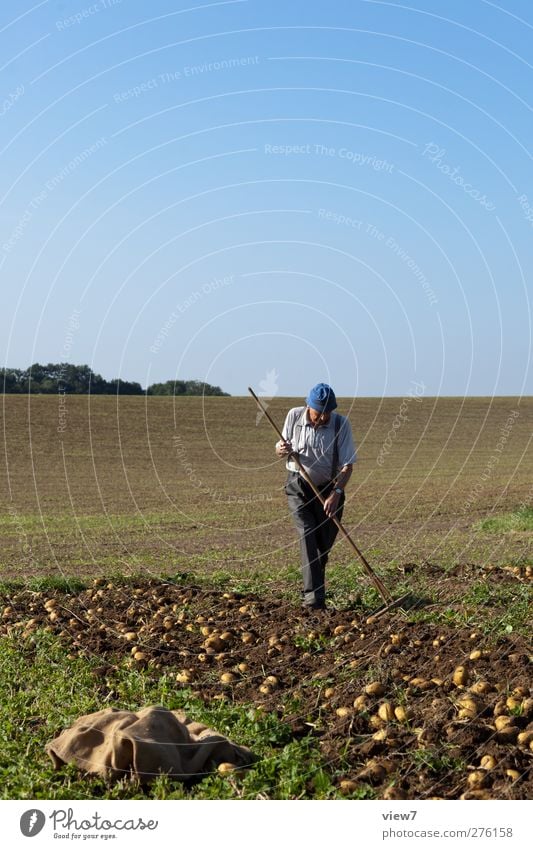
[338,417,357,466]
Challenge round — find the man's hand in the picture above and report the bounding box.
[275,439,293,457]
[323,490,341,518]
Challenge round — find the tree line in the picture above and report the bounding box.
[1,364,229,396]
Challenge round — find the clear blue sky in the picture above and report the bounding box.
[1,0,532,396]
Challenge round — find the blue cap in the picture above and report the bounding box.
[306,383,337,413]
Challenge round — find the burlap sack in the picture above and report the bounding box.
[46,705,256,783]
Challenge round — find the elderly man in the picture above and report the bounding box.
[275,383,356,611]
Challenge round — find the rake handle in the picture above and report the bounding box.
[248,387,393,604]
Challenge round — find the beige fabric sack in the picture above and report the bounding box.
[46,705,256,783]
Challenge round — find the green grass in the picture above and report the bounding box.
[0,630,339,800]
[0,511,189,534]
[411,748,467,775]
[476,507,533,533]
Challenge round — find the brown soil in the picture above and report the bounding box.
[2,571,531,800]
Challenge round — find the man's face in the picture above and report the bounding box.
[307,406,331,427]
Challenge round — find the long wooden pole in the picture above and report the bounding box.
[248,387,393,604]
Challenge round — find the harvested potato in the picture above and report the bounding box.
[457,697,481,718]
[494,715,514,731]
[372,728,388,742]
[365,682,385,697]
[176,671,192,683]
[339,779,358,795]
[378,702,395,722]
[517,730,533,747]
[470,680,493,695]
[452,666,469,686]
[498,726,520,744]
[467,771,488,788]
[217,762,243,776]
[394,706,412,722]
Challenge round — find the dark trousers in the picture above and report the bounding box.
[285,471,345,607]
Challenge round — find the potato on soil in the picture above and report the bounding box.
[467,770,488,788]
[469,680,493,695]
[339,780,358,795]
[372,728,388,741]
[217,762,242,776]
[496,726,519,744]
[365,682,385,697]
[460,790,492,800]
[452,666,469,687]
[409,678,433,690]
[480,755,496,770]
[394,706,412,722]
[383,785,404,800]
[176,671,192,683]
[517,730,533,747]
[133,651,148,662]
[456,697,481,718]
[494,715,515,731]
[378,702,395,722]
[336,707,352,718]
[220,672,236,684]
[357,760,387,784]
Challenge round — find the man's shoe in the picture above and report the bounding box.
[301,602,327,612]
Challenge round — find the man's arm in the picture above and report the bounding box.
[323,464,352,518]
[275,409,295,457]
[335,464,353,490]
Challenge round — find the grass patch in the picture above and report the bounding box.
[0,630,336,800]
[476,507,533,533]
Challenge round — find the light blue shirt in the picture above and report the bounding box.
[280,406,357,485]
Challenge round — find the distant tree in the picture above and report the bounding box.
[1,368,24,392]
[106,378,143,395]
[146,379,229,396]
[0,364,229,395]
